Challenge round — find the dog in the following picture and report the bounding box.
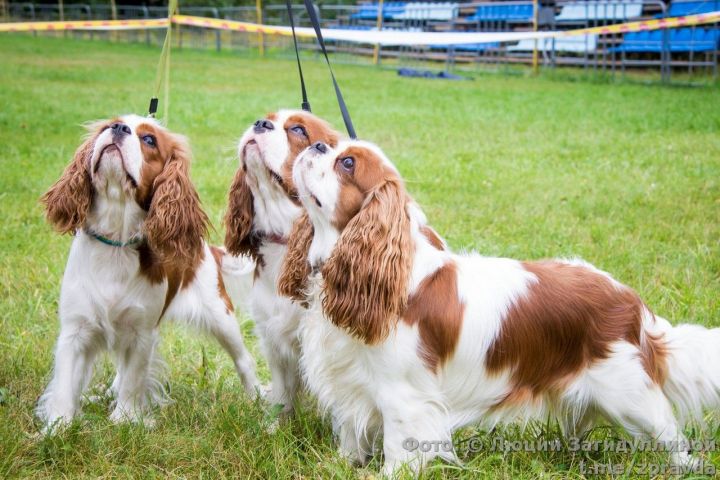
[224,110,339,416]
[37,115,258,431]
[279,139,720,475]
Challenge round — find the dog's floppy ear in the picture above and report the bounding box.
[144,135,209,269]
[278,212,314,301]
[41,132,97,234]
[224,166,257,258]
[321,179,413,344]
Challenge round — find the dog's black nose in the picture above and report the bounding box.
[253,119,274,134]
[312,142,327,154]
[110,122,131,137]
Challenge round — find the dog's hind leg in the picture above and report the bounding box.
[208,309,259,396]
[581,341,699,469]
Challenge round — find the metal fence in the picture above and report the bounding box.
[5,1,719,82]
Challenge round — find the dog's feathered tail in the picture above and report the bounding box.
[217,247,256,316]
[650,315,720,424]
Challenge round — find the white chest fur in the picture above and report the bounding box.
[60,232,167,338]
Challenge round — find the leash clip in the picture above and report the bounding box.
[148,97,159,118]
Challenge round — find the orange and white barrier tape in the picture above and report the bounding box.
[1,11,719,46]
[0,18,168,32]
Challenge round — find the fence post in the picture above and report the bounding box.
[0,0,7,22]
[532,0,539,74]
[373,0,385,65]
[110,0,117,43]
[256,0,264,57]
[58,0,65,38]
[177,4,182,50]
[142,6,150,45]
[211,7,221,52]
[661,28,669,83]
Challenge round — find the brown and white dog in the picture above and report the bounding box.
[37,115,258,431]
[280,139,720,475]
[224,110,339,415]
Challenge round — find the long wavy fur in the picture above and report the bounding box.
[321,180,413,344]
[223,166,257,259]
[278,212,315,301]
[41,129,98,234]
[144,136,208,271]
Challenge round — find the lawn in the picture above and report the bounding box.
[0,33,719,478]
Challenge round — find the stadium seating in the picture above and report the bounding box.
[456,42,502,51]
[508,35,598,52]
[327,24,422,32]
[555,1,644,22]
[392,2,459,21]
[466,3,534,22]
[430,41,500,51]
[665,0,720,16]
[351,2,407,20]
[611,28,720,52]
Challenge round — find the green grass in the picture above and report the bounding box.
[1,34,719,478]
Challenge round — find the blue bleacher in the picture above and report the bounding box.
[351,2,407,20]
[453,42,501,51]
[666,0,720,16]
[466,3,534,22]
[430,42,500,51]
[611,28,720,52]
[328,25,374,30]
[555,1,644,22]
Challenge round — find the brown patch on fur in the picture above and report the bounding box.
[138,242,165,284]
[420,225,445,251]
[138,242,201,323]
[283,113,339,162]
[330,146,390,231]
[486,261,668,408]
[279,113,339,205]
[41,123,106,233]
[127,122,208,320]
[403,261,465,371]
[278,213,314,302]
[210,246,234,314]
[140,127,208,275]
[224,166,258,259]
[321,146,412,345]
[134,123,172,210]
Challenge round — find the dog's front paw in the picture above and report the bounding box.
[38,415,73,436]
[109,406,154,428]
[85,383,116,404]
[35,400,76,436]
[338,445,370,467]
[257,383,273,401]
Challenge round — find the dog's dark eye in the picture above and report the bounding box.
[339,156,355,172]
[142,135,156,148]
[289,125,307,137]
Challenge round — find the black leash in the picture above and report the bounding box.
[285,0,311,112]
[148,0,178,119]
[301,0,357,139]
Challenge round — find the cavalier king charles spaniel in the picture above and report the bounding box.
[37,115,259,431]
[279,140,720,475]
[224,110,339,416]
